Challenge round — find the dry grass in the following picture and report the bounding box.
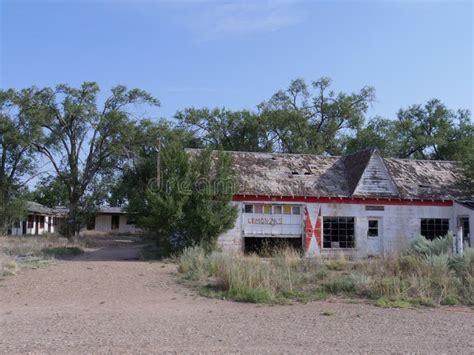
[178,236,474,306]
[0,234,84,278]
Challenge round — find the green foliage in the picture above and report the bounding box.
[178,244,474,306]
[411,234,453,257]
[175,107,271,152]
[135,144,238,254]
[0,89,41,232]
[31,176,68,208]
[258,77,376,154]
[17,82,159,238]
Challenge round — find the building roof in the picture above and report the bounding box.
[97,207,126,214]
[186,148,472,201]
[26,201,58,215]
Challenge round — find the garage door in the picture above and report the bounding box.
[242,203,303,237]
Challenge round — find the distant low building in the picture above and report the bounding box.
[7,202,65,236]
[92,207,140,234]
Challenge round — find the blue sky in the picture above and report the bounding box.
[1,0,473,121]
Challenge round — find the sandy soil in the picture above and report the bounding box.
[1,237,473,354]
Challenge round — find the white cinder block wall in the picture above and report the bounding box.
[94,214,139,233]
[218,201,458,256]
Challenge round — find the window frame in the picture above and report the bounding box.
[420,218,450,240]
[292,206,301,215]
[273,205,282,214]
[367,219,379,238]
[244,204,253,214]
[322,216,355,249]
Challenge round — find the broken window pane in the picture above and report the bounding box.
[323,217,355,248]
[244,204,253,213]
[420,218,449,240]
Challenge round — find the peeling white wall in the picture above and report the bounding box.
[94,214,139,234]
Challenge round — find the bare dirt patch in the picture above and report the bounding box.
[1,237,473,354]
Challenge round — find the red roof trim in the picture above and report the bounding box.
[232,195,453,207]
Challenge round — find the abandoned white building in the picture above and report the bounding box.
[204,147,473,257]
[91,207,139,234]
[6,201,63,236]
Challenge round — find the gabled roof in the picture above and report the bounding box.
[186,148,472,201]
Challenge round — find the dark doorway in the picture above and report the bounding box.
[111,215,120,230]
[22,221,27,234]
[244,237,303,255]
[35,215,39,235]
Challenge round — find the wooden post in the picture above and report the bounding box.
[456,226,464,256]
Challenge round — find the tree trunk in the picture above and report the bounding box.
[66,199,80,240]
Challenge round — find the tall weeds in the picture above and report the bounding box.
[177,236,474,306]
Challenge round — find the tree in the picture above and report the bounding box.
[109,119,199,207]
[258,77,376,154]
[175,107,271,152]
[31,175,68,208]
[344,117,399,156]
[21,82,160,238]
[0,89,41,232]
[393,99,472,160]
[135,142,238,253]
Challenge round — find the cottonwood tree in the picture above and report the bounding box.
[347,100,473,160]
[258,77,376,154]
[0,89,42,232]
[175,107,271,152]
[21,82,160,238]
[394,99,472,160]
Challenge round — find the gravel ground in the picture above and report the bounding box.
[1,237,473,354]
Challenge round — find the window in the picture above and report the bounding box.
[273,205,282,214]
[111,215,120,230]
[263,205,272,214]
[244,204,253,213]
[39,216,45,229]
[292,206,301,215]
[283,205,292,214]
[368,219,379,237]
[323,217,355,249]
[28,215,34,228]
[254,204,263,214]
[13,221,20,228]
[421,218,449,240]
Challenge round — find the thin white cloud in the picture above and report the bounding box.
[165,86,217,93]
[185,1,306,42]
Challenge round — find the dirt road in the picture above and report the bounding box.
[1,237,473,354]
